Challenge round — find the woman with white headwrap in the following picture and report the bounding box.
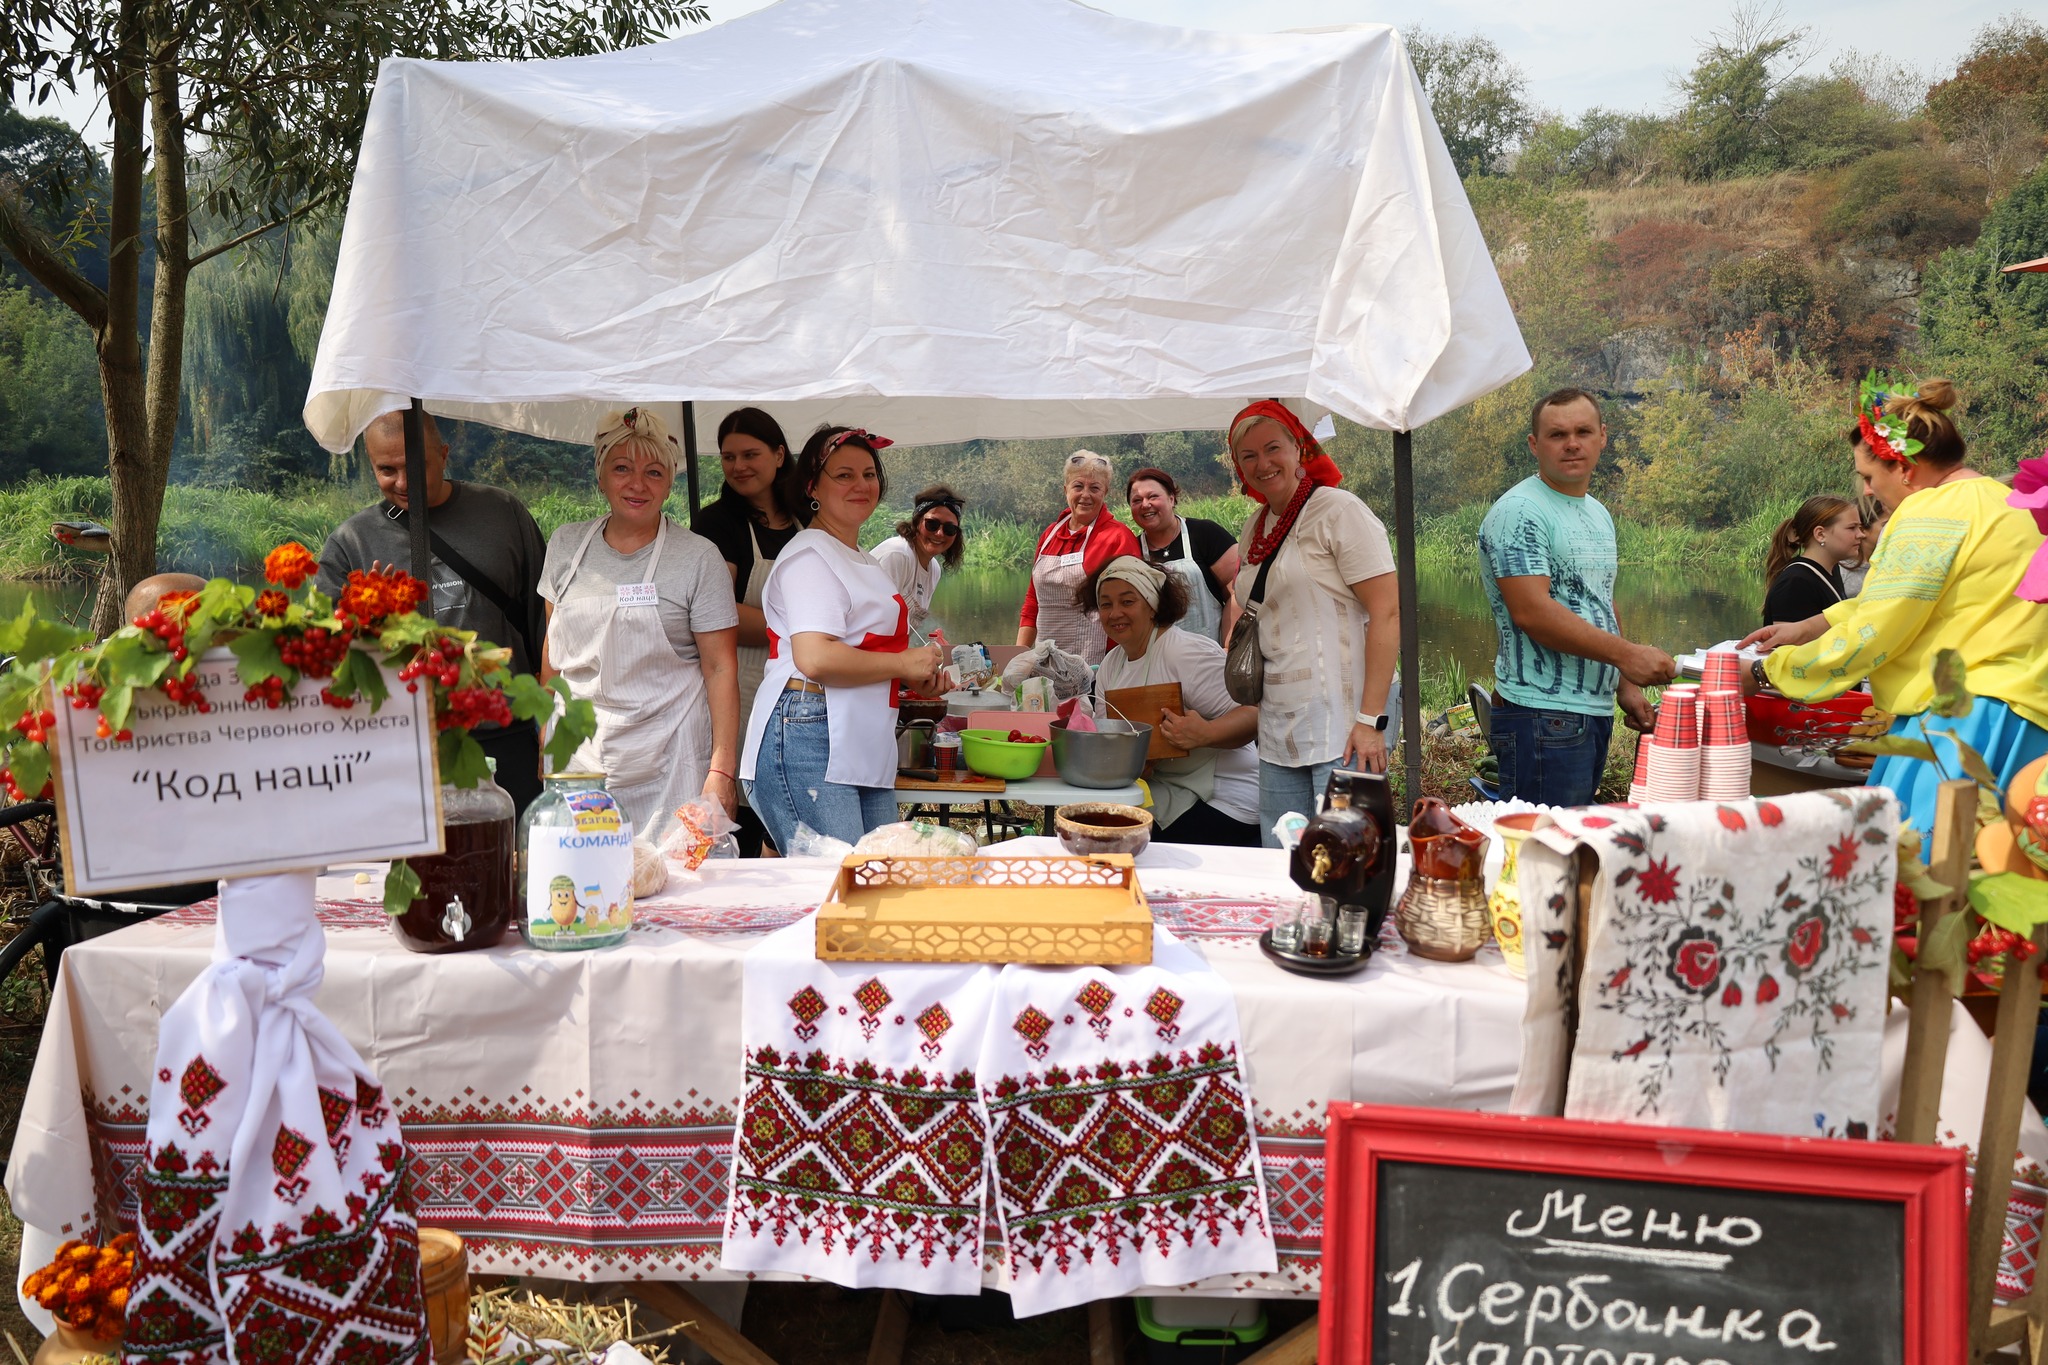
[1079,555,1262,846]
[1017,449,1141,665]
[541,408,741,843]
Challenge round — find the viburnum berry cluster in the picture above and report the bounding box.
[1967,925,2039,965]
[0,542,594,804]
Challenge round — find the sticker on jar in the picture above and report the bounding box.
[526,789,636,941]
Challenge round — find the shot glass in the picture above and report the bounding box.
[1337,905,1370,956]
[1301,905,1334,957]
[1268,895,1305,952]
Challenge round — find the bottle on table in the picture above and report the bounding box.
[519,772,635,951]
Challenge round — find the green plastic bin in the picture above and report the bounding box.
[1134,1297,1270,1364]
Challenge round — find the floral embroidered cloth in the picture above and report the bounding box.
[1511,791,1897,1137]
[722,921,1274,1312]
[125,871,427,1365]
[979,933,1274,1315]
[720,918,995,1294]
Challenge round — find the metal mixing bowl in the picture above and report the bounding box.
[1049,719,1152,789]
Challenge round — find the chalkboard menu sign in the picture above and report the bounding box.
[1319,1104,1966,1364]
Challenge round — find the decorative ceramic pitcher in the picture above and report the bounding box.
[1395,798,1491,961]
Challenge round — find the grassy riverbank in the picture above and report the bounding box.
[0,477,1785,584]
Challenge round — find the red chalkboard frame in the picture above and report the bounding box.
[1319,1102,1967,1364]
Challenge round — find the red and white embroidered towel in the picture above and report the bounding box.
[126,871,427,1365]
[1510,793,1897,1137]
[722,918,997,1293]
[978,929,1275,1317]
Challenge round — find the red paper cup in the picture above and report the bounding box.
[1702,651,1742,693]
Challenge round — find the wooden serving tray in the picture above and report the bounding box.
[816,854,1152,964]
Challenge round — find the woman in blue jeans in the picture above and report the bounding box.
[739,426,944,851]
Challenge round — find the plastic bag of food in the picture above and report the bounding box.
[785,822,855,860]
[851,820,977,859]
[1002,638,1095,702]
[630,838,671,898]
[657,798,740,876]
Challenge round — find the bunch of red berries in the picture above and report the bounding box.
[161,673,210,712]
[397,636,466,694]
[438,685,513,732]
[242,676,288,709]
[62,681,105,711]
[276,626,353,680]
[1893,880,1918,927]
[92,716,133,742]
[131,608,189,663]
[0,767,37,801]
[1967,924,2039,964]
[12,708,55,746]
[318,687,355,710]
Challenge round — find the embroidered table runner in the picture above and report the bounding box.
[979,934,1274,1315]
[723,923,1274,1311]
[1512,791,1898,1136]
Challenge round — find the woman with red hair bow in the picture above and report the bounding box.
[1227,401,1399,844]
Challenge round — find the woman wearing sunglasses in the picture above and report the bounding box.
[871,485,965,634]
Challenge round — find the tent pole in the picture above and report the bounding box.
[682,400,702,518]
[401,398,435,620]
[1393,428,1422,806]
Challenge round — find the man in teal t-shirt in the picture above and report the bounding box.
[1478,389,1674,805]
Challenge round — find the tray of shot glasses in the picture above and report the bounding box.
[1258,895,1374,977]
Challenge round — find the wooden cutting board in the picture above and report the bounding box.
[1103,682,1188,760]
[895,770,1007,793]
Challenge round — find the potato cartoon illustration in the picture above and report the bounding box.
[548,876,577,929]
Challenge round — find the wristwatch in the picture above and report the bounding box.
[1354,710,1390,731]
[1750,658,1769,692]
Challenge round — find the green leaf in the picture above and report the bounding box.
[347,650,390,711]
[1890,944,1914,997]
[0,602,33,656]
[17,614,92,663]
[1847,736,1941,763]
[1918,904,1977,997]
[1937,734,2002,796]
[437,728,490,789]
[97,632,172,689]
[503,673,558,725]
[1929,648,1974,719]
[545,691,596,772]
[1969,873,2048,934]
[383,858,422,917]
[9,741,50,801]
[99,684,134,735]
[228,630,290,686]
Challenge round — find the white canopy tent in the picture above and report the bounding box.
[305,0,1532,796]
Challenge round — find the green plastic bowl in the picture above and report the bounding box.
[959,728,1049,780]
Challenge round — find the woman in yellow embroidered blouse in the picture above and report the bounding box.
[1740,377,2048,839]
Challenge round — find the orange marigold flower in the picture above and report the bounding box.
[263,542,319,589]
[90,1260,126,1293]
[68,1271,93,1297]
[157,590,202,619]
[105,1285,130,1313]
[253,590,291,619]
[337,568,428,626]
[110,1232,138,1255]
[61,1241,96,1265]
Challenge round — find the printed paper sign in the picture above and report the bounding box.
[51,650,441,894]
[616,582,658,608]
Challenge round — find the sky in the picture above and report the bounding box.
[27,0,2034,140]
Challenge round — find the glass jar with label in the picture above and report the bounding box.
[390,764,517,954]
[519,772,636,951]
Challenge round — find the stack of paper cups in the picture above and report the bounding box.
[1628,737,1652,805]
[1646,691,1701,800]
[1700,689,1751,799]
[1701,650,1743,695]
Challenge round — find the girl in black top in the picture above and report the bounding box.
[1761,494,1864,626]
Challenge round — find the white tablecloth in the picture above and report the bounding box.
[6,839,1527,1300]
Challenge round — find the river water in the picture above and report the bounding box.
[926,565,1760,691]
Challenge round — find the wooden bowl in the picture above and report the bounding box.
[1055,802,1154,858]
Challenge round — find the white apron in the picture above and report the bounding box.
[739,531,908,790]
[1157,518,1223,644]
[550,518,709,844]
[1031,516,1106,665]
[735,520,773,726]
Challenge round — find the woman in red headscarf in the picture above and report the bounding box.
[1228,401,1399,845]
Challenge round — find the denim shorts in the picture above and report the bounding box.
[1489,696,1614,809]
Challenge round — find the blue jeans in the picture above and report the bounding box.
[1490,696,1614,808]
[743,689,898,853]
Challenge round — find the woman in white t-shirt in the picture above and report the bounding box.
[1082,557,1261,846]
[1227,401,1400,846]
[869,485,964,633]
[540,408,741,844]
[740,426,946,851]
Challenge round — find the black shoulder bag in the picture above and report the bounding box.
[387,504,541,676]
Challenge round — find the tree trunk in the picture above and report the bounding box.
[88,0,153,638]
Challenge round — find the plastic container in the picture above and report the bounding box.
[1134,1298,1269,1364]
[390,775,517,953]
[518,772,635,951]
[960,728,1050,780]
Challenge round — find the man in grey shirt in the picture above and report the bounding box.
[318,411,549,810]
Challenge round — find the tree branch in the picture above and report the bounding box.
[187,189,334,268]
[0,190,111,331]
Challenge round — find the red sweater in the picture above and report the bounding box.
[1018,506,1142,628]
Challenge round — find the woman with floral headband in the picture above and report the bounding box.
[741,425,946,850]
[1227,400,1400,843]
[541,407,741,844]
[1740,377,2048,840]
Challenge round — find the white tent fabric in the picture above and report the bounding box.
[304,0,1528,454]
